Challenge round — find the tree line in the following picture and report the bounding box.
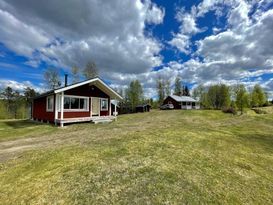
[0,87,38,119]
[192,83,269,114]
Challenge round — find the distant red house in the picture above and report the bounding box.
[32,77,123,127]
[163,95,200,110]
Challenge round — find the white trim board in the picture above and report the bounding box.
[54,78,123,100]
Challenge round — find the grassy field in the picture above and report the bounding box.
[0,110,273,204]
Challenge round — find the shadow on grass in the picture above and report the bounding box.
[3,120,41,129]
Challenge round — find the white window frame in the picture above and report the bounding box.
[62,95,89,112]
[46,95,54,112]
[100,98,108,111]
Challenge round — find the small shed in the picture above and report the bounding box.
[136,104,151,113]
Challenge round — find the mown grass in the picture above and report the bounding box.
[0,110,273,204]
[0,119,56,142]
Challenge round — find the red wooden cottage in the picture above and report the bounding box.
[32,77,123,127]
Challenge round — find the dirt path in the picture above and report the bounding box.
[0,129,86,162]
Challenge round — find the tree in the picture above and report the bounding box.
[174,76,182,96]
[205,84,231,109]
[126,80,143,110]
[24,87,38,118]
[44,67,61,89]
[13,91,22,118]
[156,77,165,105]
[184,85,190,96]
[234,84,249,114]
[165,79,171,97]
[251,84,266,107]
[83,61,98,79]
[71,66,80,83]
[192,85,205,100]
[24,87,37,105]
[219,84,231,108]
[1,87,14,113]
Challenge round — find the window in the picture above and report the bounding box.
[64,97,70,109]
[71,98,79,109]
[46,95,54,112]
[63,95,89,111]
[101,98,108,111]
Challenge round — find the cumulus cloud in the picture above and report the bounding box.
[0,9,50,57]
[0,79,45,93]
[168,34,191,54]
[196,9,273,80]
[0,0,273,99]
[0,0,164,75]
[168,6,203,53]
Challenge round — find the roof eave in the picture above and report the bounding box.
[54,77,123,100]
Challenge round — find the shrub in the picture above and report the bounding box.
[252,108,267,114]
[222,107,237,115]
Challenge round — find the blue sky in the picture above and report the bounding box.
[0,0,273,98]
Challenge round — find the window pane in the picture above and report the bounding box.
[47,96,53,110]
[64,97,70,109]
[80,98,87,109]
[101,99,108,110]
[71,98,79,109]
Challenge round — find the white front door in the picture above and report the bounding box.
[92,97,100,116]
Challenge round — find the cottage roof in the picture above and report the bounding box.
[169,95,198,102]
[34,77,123,100]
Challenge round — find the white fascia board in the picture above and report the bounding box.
[54,77,123,100]
[96,78,123,100]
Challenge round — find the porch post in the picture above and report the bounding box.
[60,92,64,127]
[54,94,58,126]
[90,97,93,117]
[114,99,117,117]
[109,99,112,116]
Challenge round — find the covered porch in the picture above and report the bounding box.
[55,115,117,125]
[181,101,200,110]
[52,78,122,127]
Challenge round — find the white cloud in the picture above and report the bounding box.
[168,34,191,54]
[0,79,45,93]
[0,9,50,57]
[0,0,273,100]
[176,8,200,35]
[0,0,164,74]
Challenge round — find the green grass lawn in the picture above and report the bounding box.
[0,119,56,142]
[0,110,273,204]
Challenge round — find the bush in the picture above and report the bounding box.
[222,107,237,115]
[252,108,267,114]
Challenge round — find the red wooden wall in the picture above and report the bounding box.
[32,84,110,121]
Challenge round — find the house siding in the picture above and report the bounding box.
[32,95,55,122]
[32,84,110,121]
[163,96,181,109]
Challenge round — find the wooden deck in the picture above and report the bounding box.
[56,116,116,125]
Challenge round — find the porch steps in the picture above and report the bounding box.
[92,118,113,124]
